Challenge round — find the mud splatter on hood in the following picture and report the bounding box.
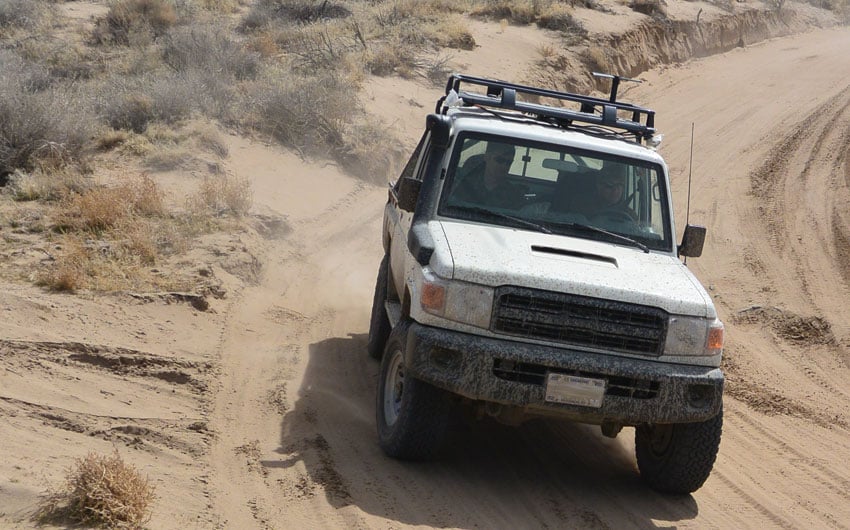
[434,220,715,318]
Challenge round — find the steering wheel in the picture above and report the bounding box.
[519,201,551,215]
[592,208,636,224]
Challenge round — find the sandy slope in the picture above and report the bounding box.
[2,15,850,530]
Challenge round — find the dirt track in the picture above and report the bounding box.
[201,28,850,529]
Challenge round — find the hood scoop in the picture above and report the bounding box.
[531,245,618,267]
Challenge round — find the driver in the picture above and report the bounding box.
[451,141,527,210]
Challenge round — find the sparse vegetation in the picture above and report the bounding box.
[37,450,155,529]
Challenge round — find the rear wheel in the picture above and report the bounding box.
[367,254,391,359]
[635,406,723,494]
[376,323,451,460]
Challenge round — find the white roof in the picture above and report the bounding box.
[445,106,666,165]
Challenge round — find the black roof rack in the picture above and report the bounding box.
[437,73,656,144]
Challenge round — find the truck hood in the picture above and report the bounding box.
[434,220,714,318]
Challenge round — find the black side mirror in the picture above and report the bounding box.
[397,177,421,212]
[678,224,706,257]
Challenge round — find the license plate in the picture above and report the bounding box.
[545,373,606,408]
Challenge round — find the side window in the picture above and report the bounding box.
[395,133,428,189]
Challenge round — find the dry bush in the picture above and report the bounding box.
[471,0,540,24]
[582,46,611,73]
[162,23,261,81]
[191,123,229,158]
[16,39,100,82]
[37,450,155,528]
[242,0,352,30]
[98,75,195,133]
[0,52,93,180]
[36,236,89,292]
[104,93,156,133]
[93,0,178,45]
[0,0,48,32]
[363,40,416,76]
[6,168,90,202]
[537,4,584,32]
[55,174,165,232]
[187,172,252,217]
[629,0,667,17]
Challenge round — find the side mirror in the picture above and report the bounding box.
[397,177,421,212]
[678,224,706,258]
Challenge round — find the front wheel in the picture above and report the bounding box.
[367,254,391,359]
[376,323,451,460]
[635,407,723,494]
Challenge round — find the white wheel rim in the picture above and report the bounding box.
[383,349,404,426]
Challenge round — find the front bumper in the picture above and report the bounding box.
[402,322,724,425]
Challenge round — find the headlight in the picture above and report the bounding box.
[418,267,493,329]
[664,316,724,356]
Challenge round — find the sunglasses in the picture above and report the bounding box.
[492,156,513,165]
[600,181,624,190]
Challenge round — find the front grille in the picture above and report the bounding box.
[492,359,660,399]
[492,287,668,356]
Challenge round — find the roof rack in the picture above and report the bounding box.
[437,73,656,144]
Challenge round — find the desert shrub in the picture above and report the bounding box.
[0,0,47,31]
[537,5,584,32]
[187,172,252,217]
[36,236,89,292]
[93,0,178,45]
[471,0,540,24]
[6,169,90,202]
[363,40,416,76]
[98,75,195,133]
[55,174,165,232]
[0,55,93,180]
[37,450,155,527]
[247,70,351,154]
[242,0,351,30]
[629,0,667,17]
[162,23,261,80]
[105,93,156,133]
[582,46,611,74]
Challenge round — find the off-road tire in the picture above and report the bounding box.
[376,322,451,460]
[367,254,391,360]
[635,406,723,494]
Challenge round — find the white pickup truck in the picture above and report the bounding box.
[368,74,724,494]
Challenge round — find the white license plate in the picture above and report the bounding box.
[545,373,606,408]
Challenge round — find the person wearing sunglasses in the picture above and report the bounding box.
[589,161,638,223]
[450,141,527,209]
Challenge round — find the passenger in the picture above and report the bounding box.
[589,162,637,222]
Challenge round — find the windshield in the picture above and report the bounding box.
[437,133,673,252]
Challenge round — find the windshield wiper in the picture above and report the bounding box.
[453,206,552,234]
[557,222,649,253]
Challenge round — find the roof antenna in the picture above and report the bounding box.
[684,122,695,265]
[592,72,641,103]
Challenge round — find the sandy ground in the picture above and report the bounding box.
[2,7,850,530]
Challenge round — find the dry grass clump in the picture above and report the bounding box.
[242,0,352,30]
[471,0,539,24]
[187,172,252,217]
[37,450,155,529]
[162,23,261,81]
[0,0,49,32]
[55,174,164,233]
[35,172,202,292]
[6,168,90,202]
[0,51,94,182]
[93,0,178,45]
[582,46,611,74]
[629,0,667,17]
